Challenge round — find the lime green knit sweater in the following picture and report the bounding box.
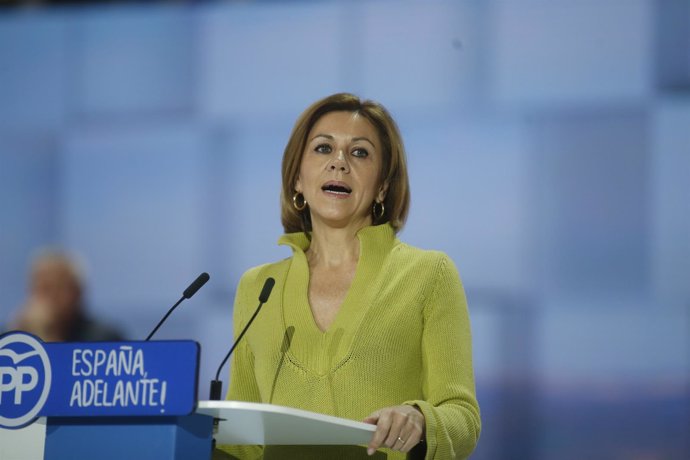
[218,224,480,459]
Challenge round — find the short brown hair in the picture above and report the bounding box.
[281,93,410,234]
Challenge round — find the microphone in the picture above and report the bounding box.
[209,277,275,400]
[183,272,210,299]
[144,272,210,341]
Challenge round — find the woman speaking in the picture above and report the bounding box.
[218,93,480,459]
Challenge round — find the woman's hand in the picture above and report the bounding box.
[363,404,425,456]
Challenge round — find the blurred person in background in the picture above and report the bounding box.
[6,249,123,342]
[217,93,480,460]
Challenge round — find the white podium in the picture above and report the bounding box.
[1,402,376,459]
[197,401,375,445]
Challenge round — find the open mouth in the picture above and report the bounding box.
[321,182,352,195]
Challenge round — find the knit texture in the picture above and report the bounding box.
[217,224,480,459]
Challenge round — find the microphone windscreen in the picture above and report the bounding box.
[259,277,276,303]
[183,272,210,299]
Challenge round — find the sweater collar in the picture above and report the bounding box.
[278,222,398,365]
[278,223,397,258]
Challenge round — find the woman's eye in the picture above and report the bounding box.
[315,144,332,154]
[352,148,369,158]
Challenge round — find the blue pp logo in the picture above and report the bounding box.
[0,332,52,429]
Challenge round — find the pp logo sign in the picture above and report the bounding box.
[0,332,52,429]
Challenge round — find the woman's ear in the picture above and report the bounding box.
[376,181,389,203]
[294,176,302,194]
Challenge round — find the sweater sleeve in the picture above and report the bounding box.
[215,272,264,460]
[404,254,481,459]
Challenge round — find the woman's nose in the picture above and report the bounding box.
[329,150,350,172]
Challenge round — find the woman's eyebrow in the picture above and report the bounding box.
[309,134,376,149]
[352,136,376,148]
[310,134,334,142]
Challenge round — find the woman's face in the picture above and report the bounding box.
[30,260,81,322]
[296,111,387,231]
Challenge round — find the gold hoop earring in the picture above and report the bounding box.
[293,192,307,211]
[373,201,385,220]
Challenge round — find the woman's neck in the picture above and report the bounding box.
[307,220,367,269]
